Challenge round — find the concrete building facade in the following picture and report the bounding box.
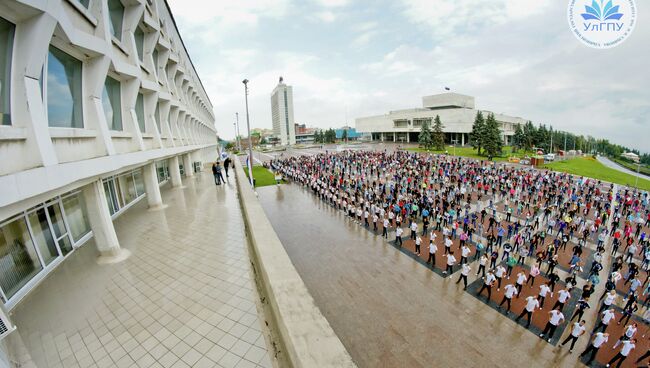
[0,0,218,314]
[355,93,526,146]
[270,78,296,146]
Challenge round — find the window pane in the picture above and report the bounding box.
[46,203,73,256]
[134,27,144,62]
[152,48,158,72]
[62,193,91,242]
[133,169,145,196]
[28,208,59,266]
[0,17,15,125]
[104,181,117,215]
[47,46,83,128]
[135,93,145,132]
[77,0,90,8]
[0,217,43,299]
[108,0,124,39]
[118,174,137,205]
[155,102,160,132]
[102,76,122,130]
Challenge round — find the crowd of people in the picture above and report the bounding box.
[268,149,650,367]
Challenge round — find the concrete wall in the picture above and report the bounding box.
[233,160,356,368]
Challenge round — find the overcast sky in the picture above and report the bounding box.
[167,0,649,152]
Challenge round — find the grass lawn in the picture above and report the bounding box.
[406,146,535,162]
[244,166,284,188]
[543,157,650,191]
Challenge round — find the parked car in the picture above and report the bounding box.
[544,153,556,162]
[520,157,531,165]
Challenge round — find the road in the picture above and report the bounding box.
[597,155,647,179]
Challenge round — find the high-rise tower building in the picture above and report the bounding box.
[271,77,296,146]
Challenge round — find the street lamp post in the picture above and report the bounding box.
[235,112,242,151]
[242,79,254,187]
[636,162,640,189]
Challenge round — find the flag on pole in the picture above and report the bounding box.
[246,154,254,186]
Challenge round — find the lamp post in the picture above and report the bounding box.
[242,79,254,186]
[636,162,640,189]
[235,112,242,151]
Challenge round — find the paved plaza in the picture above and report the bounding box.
[256,147,649,368]
[7,173,271,368]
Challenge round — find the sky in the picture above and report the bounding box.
[167,0,650,152]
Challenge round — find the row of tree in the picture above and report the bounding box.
[418,115,445,151]
[313,129,337,143]
[469,111,504,158]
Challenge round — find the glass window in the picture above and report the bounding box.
[135,92,145,132]
[77,0,91,8]
[62,193,90,242]
[156,161,169,183]
[0,17,15,125]
[0,217,43,300]
[104,181,118,215]
[155,102,161,132]
[46,203,73,256]
[152,48,158,72]
[108,0,124,40]
[134,26,144,62]
[27,208,59,266]
[133,169,145,196]
[47,46,83,128]
[102,76,122,130]
[118,174,137,205]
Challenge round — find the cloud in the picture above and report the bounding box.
[314,0,349,8]
[167,0,290,25]
[315,11,337,23]
[399,0,553,38]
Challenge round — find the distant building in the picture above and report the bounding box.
[621,152,640,163]
[271,77,296,145]
[335,127,363,141]
[355,93,525,145]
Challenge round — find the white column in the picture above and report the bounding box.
[393,132,396,142]
[170,155,182,187]
[143,163,164,208]
[461,133,465,146]
[184,153,194,177]
[83,180,130,263]
[406,132,410,143]
[380,132,384,142]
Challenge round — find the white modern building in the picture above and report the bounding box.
[271,77,296,146]
[355,93,526,146]
[0,0,218,316]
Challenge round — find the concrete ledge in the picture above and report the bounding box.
[233,160,356,368]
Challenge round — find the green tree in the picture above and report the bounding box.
[418,119,433,150]
[324,128,336,143]
[483,113,503,159]
[341,129,348,142]
[523,121,536,150]
[432,115,445,151]
[511,124,525,153]
[470,111,485,155]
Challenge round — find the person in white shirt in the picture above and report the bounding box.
[478,270,496,300]
[534,282,550,307]
[606,339,636,367]
[515,271,527,295]
[580,332,609,365]
[613,323,638,349]
[552,288,572,311]
[593,308,617,333]
[561,320,586,352]
[599,290,617,313]
[476,254,488,277]
[444,251,456,275]
[460,244,471,264]
[372,213,379,231]
[382,218,390,238]
[498,284,518,313]
[456,263,471,289]
[516,295,540,328]
[495,265,506,290]
[427,239,437,267]
[395,227,403,246]
[444,237,453,255]
[415,236,422,256]
[539,309,565,342]
[410,221,418,240]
